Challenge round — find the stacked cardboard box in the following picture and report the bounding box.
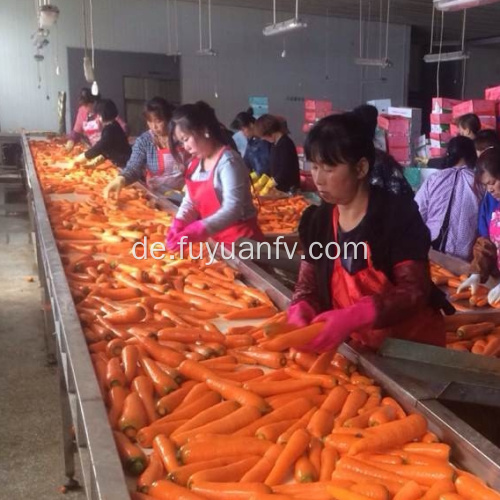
[452,100,497,132]
[484,85,500,136]
[302,99,333,133]
[429,98,461,158]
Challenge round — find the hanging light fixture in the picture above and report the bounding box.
[263,0,307,36]
[434,0,500,11]
[39,4,60,28]
[197,0,217,56]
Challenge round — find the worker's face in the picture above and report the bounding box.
[175,127,210,158]
[481,171,500,200]
[458,126,474,140]
[241,125,254,140]
[147,116,167,137]
[311,158,369,205]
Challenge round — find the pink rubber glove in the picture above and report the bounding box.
[167,220,209,251]
[287,300,317,328]
[299,297,377,353]
[166,218,187,248]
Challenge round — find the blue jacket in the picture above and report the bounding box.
[478,192,500,237]
[243,137,271,175]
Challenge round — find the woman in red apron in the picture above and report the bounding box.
[166,101,263,248]
[288,113,449,352]
[104,97,186,199]
[459,147,500,304]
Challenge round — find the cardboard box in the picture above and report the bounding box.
[367,99,392,114]
[450,124,459,136]
[304,109,331,122]
[485,85,500,101]
[302,122,314,133]
[429,147,447,158]
[388,107,422,120]
[378,114,410,135]
[304,99,333,112]
[431,123,450,134]
[390,146,411,163]
[432,97,462,114]
[430,132,452,143]
[480,116,497,130]
[430,113,453,125]
[452,100,497,118]
[430,138,449,149]
[387,134,411,149]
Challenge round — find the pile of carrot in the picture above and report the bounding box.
[430,263,500,357]
[256,196,309,235]
[30,139,500,500]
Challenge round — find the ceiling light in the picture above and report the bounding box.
[196,48,217,56]
[263,18,307,36]
[39,4,60,28]
[91,81,99,96]
[355,57,393,68]
[434,0,500,11]
[423,50,469,62]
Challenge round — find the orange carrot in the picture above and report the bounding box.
[350,483,391,500]
[255,419,298,442]
[420,479,456,499]
[119,391,149,439]
[241,443,284,483]
[113,430,147,476]
[223,305,277,320]
[148,479,205,500]
[137,451,164,493]
[122,345,139,384]
[457,322,495,340]
[136,420,187,448]
[132,376,157,425]
[244,378,319,397]
[294,455,317,483]
[455,474,500,500]
[381,397,407,419]
[336,388,369,427]
[168,457,241,486]
[140,357,179,396]
[139,337,185,367]
[153,434,179,473]
[108,385,130,429]
[106,357,126,388]
[326,485,375,500]
[265,428,311,486]
[348,414,428,456]
[319,446,339,481]
[188,456,261,486]
[368,462,455,487]
[402,443,450,461]
[369,406,397,427]
[155,380,197,416]
[104,305,146,324]
[308,436,322,476]
[190,481,272,500]
[277,407,317,444]
[236,350,287,369]
[392,480,424,500]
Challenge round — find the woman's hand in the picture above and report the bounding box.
[166,219,187,248]
[287,300,316,328]
[104,176,125,200]
[457,274,481,294]
[65,140,75,152]
[166,220,208,251]
[299,297,376,353]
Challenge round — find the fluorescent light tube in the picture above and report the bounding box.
[263,18,307,36]
[196,48,217,56]
[423,50,469,62]
[434,0,500,11]
[354,58,393,68]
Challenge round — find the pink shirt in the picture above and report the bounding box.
[69,105,128,144]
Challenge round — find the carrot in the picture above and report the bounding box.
[157,327,225,344]
[422,432,440,443]
[457,322,495,340]
[132,376,157,425]
[455,474,500,500]
[179,436,272,464]
[265,386,322,408]
[420,479,456,499]
[140,357,179,396]
[392,480,424,500]
[402,443,450,461]
[104,305,146,324]
[137,451,164,493]
[153,434,179,473]
[168,457,241,486]
[336,457,407,486]
[241,443,284,482]
[370,462,455,487]
[380,397,407,419]
[438,495,466,500]
[259,323,325,351]
[294,455,317,483]
[348,414,428,456]
[265,428,311,486]
[213,368,264,382]
[236,350,287,369]
[121,345,139,384]
[190,481,272,500]
[108,385,129,429]
[336,388,369,427]
[307,407,337,439]
[205,377,271,413]
[113,430,147,476]
[136,420,188,448]
[223,305,277,320]
[308,350,335,374]
[369,406,397,427]
[272,480,355,497]
[148,479,205,500]
[155,380,198,416]
[106,338,125,358]
[119,391,149,439]
[244,378,319,397]
[350,483,391,500]
[308,436,322,475]
[277,407,317,444]
[155,391,222,425]
[106,357,126,388]
[188,456,260,486]
[327,485,375,500]
[255,419,297,442]
[483,337,500,356]
[344,407,381,429]
[178,359,226,383]
[321,385,350,413]
[139,337,185,367]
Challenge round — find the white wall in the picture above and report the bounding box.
[0,0,410,141]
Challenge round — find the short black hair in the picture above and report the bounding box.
[254,114,286,137]
[144,96,174,123]
[95,99,118,122]
[457,113,481,136]
[230,108,255,131]
[477,146,500,180]
[79,87,98,106]
[304,112,375,170]
[475,129,500,154]
[352,104,379,140]
[443,136,477,169]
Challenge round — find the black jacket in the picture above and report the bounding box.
[85,120,132,167]
[270,134,300,192]
[299,186,452,313]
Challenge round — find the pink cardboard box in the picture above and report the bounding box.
[480,116,497,130]
[304,99,333,112]
[378,114,410,134]
[430,147,447,158]
[430,132,452,143]
[302,122,314,133]
[432,98,462,114]
[430,113,453,125]
[485,85,500,102]
[304,109,331,122]
[389,147,411,162]
[450,124,459,136]
[452,100,497,118]
[387,134,410,149]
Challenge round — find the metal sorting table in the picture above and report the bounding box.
[22,134,500,495]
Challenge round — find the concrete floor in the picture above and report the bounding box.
[0,195,85,499]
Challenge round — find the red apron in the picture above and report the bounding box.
[82,115,101,146]
[185,147,263,245]
[330,206,445,349]
[146,144,184,192]
[488,208,500,269]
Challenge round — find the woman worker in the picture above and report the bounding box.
[66,88,127,151]
[166,101,263,248]
[104,97,187,199]
[288,113,449,352]
[73,99,131,168]
[231,108,271,175]
[458,148,500,303]
[457,113,481,141]
[255,114,300,193]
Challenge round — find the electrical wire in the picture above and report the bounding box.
[385,0,391,60]
[208,0,212,50]
[429,5,435,54]
[359,0,363,59]
[82,0,89,59]
[436,10,444,97]
[461,10,467,99]
[295,0,299,19]
[174,0,180,54]
[89,0,95,68]
[166,0,172,55]
[273,0,276,25]
[198,0,203,51]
